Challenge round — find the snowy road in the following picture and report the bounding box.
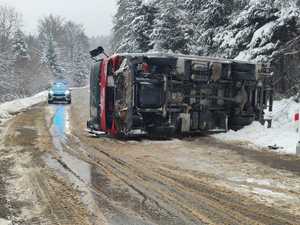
[0,88,300,225]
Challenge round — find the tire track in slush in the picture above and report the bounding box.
[58,135,300,225]
[91,146,300,225]
[55,136,198,225]
[57,140,177,225]
[51,89,300,225]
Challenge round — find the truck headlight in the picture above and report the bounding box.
[65,90,70,95]
[49,90,54,96]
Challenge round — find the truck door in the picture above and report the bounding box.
[88,60,102,131]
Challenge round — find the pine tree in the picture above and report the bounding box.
[41,35,64,79]
[150,0,188,53]
[62,22,90,86]
[183,0,228,55]
[131,2,157,52]
[111,0,300,63]
[73,51,88,86]
[38,16,90,85]
[72,33,90,86]
[112,0,144,53]
[13,29,29,58]
[212,0,300,61]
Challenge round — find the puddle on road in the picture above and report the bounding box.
[49,105,92,183]
[43,105,105,224]
[52,105,71,137]
[53,106,65,135]
[45,105,152,225]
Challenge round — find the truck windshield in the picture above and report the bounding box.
[138,82,163,108]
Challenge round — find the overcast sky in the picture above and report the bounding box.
[0,0,117,37]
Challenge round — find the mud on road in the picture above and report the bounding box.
[0,88,300,225]
[0,105,92,225]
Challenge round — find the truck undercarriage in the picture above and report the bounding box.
[88,51,273,137]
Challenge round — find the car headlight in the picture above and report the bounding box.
[65,90,70,95]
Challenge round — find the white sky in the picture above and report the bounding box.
[0,0,117,37]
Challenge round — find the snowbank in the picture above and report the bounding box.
[0,91,48,123]
[214,98,300,155]
[0,218,11,225]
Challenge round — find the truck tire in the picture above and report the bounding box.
[229,115,255,131]
[231,71,256,81]
[231,62,256,81]
[147,126,176,139]
[231,62,256,73]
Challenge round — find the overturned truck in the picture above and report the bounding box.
[87,49,273,137]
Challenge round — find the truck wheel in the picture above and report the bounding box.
[231,62,256,73]
[230,125,244,131]
[232,71,256,81]
[147,126,176,139]
[229,115,255,131]
[231,62,256,81]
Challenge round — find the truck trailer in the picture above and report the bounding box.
[87,48,273,137]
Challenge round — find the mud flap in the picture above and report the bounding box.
[179,113,191,132]
[85,128,107,137]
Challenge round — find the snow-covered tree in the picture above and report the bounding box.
[150,0,188,53]
[0,5,21,52]
[0,5,22,102]
[112,0,158,53]
[131,2,157,52]
[212,0,300,62]
[112,0,144,52]
[183,0,229,55]
[38,14,65,45]
[38,15,66,79]
[0,7,90,102]
[62,21,90,86]
[73,51,89,86]
[40,35,64,79]
[38,15,90,85]
[13,29,29,58]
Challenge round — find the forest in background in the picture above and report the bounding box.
[112,0,300,62]
[2,0,300,103]
[112,0,300,95]
[0,5,92,102]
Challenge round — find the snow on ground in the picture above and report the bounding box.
[0,218,11,225]
[0,91,48,124]
[1,88,299,155]
[214,98,300,155]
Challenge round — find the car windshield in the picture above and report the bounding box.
[52,83,67,91]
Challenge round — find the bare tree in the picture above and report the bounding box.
[37,15,90,86]
[0,5,21,52]
[0,5,22,101]
[38,14,65,45]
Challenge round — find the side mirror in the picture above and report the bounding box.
[90,46,108,58]
[90,46,108,59]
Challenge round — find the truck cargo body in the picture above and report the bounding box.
[87,53,273,137]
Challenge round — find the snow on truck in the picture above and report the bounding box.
[87,47,273,137]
